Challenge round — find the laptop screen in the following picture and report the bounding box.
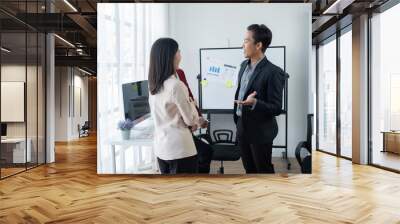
[1,123,7,137]
[122,80,150,123]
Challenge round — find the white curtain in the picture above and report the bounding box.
[97,3,169,173]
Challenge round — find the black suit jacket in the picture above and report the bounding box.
[234,57,288,144]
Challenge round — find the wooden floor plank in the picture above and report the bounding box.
[0,135,399,223]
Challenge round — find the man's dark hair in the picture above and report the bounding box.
[148,38,179,95]
[247,24,272,53]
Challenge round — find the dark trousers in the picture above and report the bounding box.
[237,118,275,174]
[193,136,213,174]
[157,155,198,174]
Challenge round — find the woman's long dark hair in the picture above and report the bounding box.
[148,38,179,95]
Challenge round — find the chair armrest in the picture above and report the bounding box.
[195,134,213,144]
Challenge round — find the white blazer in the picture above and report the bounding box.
[149,75,200,160]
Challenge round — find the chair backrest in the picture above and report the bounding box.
[204,113,237,144]
[306,114,313,152]
[82,121,90,129]
[213,129,234,144]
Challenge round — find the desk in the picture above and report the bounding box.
[1,138,32,163]
[109,118,157,174]
[382,131,400,154]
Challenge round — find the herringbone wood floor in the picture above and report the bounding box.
[1,135,400,223]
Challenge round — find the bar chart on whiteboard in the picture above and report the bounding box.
[199,47,285,110]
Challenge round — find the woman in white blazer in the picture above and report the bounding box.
[148,38,201,174]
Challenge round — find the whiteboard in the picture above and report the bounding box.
[200,47,285,110]
[1,82,25,122]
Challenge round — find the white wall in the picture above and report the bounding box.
[169,3,311,157]
[55,67,89,141]
[55,67,68,141]
[1,65,41,136]
[1,63,47,164]
[1,66,26,131]
[74,73,89,136]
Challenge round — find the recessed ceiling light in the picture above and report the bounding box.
[1,47,11,53]
[322,0,354,15]
[54,34,75,48]
[63,0,78,12]
[78,67,93,76]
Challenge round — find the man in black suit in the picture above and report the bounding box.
[234,24,288,174]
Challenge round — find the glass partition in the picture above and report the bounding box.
[317,36,337,155]
[370,3,400,171]
[1,31,28,177]
[339,28,352,158]
[0,1,46,179]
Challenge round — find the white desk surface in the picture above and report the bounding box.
[1,138,29,144]
[1,137,32,163]
[109,117,154,146]
[108,117,157,173]
[109,135,153,146]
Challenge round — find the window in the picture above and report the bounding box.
[370,3,400,171]
[390,74,400,130]
[318,36,337,155]
[339,28,352,158]
[97,4,169,173]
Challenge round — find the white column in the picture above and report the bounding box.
[352,14,369,164]
[45,1,56,163]
[46,33,55,163]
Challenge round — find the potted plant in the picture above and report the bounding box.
[118,119,134,140]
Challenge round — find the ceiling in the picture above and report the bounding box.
[0,0,393,75]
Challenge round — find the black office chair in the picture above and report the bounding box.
[78,121,90,138]
[295,114,313,174]
[210,129,241,174]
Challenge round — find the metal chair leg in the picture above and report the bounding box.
[219,161,224,174]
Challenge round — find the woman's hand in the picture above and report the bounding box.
[198,117,209,129]
[190,124,199,132]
